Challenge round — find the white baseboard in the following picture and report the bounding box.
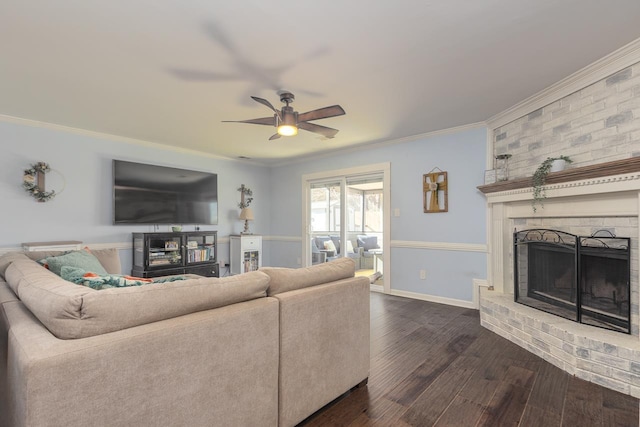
[388,288,476,309]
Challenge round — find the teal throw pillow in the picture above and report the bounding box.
[46,250,108,276]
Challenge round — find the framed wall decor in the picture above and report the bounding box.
[423,169,448,213]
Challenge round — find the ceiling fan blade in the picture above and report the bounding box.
[297,122,340,139]
[251,96,279,114]
[269,133,281,141]
[222,116,276,126]
[297,105,345,122]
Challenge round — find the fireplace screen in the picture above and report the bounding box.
[514,229,630,334]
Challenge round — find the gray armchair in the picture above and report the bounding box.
[312,236,337,263]
[311,242,326,265]
[311,235,361,268]
[357,235,381,270]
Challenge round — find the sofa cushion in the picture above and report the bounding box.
[357,235,380,251]
[314,236,331,250]
[330,235,341,253]
[0,252,31,278]
[44,250,109,276]
[261,257,355,296]
[0,249,122,276]
[87,248,122,275]
[0,280,18,304]
[4,258,271,339]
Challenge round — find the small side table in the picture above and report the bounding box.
[370,249,383,274]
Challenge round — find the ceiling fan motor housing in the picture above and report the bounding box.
[280,105,298,126]
[279,91,295,105]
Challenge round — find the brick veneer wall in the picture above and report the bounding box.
[481,291,640,397]
[492,62,640,179]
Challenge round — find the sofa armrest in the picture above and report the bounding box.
[1,298,279,427]
[273,276,370,427]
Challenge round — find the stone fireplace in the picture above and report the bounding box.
[478,158,640,397]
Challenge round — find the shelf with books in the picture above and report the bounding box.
[132,231,218,278]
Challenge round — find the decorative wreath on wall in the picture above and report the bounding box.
[23,162,64,202]
[237,184,253,209]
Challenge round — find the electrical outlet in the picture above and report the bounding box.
[296,257,301,265]
[419,269,426,280]
[394,208,400,217]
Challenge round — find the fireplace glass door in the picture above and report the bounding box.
[514,229,630,334]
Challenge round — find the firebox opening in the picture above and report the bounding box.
[514,229,630,334]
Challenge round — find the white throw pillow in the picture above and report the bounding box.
[324,240,337,252]
[346,240,355,254]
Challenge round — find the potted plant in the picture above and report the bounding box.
[532,155,572,212]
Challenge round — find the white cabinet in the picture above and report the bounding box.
[230,235,262,275]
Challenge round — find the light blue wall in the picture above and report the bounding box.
[269,126,488,303]
[0,121,271,269]
[1,119,487,304]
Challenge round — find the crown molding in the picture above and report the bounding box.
[487,37,640,130]
[0,113,264,165]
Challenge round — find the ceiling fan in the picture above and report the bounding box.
[223,91,345,140]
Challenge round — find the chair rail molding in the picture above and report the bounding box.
[391,240,487,253]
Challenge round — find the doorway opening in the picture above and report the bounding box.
[303,163,390,292]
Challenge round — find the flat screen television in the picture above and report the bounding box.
[113,160,218,225]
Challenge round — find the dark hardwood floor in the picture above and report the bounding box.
[301,292,639,426]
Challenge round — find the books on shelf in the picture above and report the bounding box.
[187,246,214,263]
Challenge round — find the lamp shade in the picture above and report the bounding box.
[239,208,254,221]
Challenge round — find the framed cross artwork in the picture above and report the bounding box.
[423,169,448,213]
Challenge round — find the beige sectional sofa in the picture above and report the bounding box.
[0,251,370,427]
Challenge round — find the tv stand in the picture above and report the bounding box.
[132,231,219,278]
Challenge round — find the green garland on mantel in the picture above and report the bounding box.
[23,162,57,202]
[532,155,573,212]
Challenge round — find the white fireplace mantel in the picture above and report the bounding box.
[484,171,640,294]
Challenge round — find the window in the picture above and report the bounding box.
[310,181,340,233]
[346,175,383,234]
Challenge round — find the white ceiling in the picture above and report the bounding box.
[3,1,640,164]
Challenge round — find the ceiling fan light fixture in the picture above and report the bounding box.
[225,92,344,140]
[277,124,298,136]
[277,109,298,136]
